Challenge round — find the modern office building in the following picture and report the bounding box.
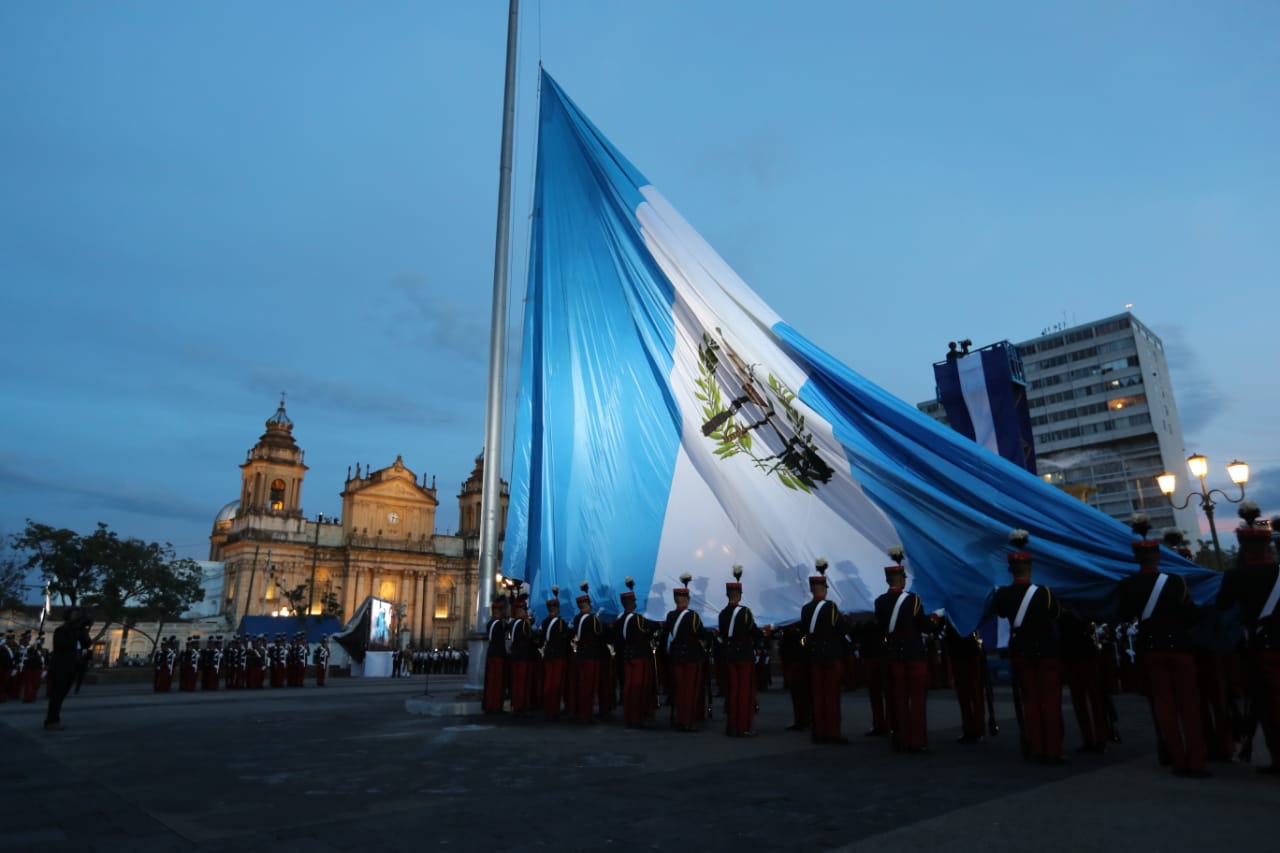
[919,312,1199,537]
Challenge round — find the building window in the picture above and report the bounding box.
[379,579,397,601]
[435,592,451,619]
[270,479,286,511]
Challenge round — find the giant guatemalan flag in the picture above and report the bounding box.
[505,71,1219,633]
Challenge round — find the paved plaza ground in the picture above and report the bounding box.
[2,673,1276,852]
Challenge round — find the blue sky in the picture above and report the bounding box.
[2,1,1276,569]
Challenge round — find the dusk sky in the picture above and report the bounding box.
[2,1,1276,578]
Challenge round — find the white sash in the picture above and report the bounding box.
[1141,574,1169,622]
[575,614,590,642]
[668,609,691,653]
[489,620,503,643]
[888,592,909,634]
[545,616,560,639]
[808,600,828,634]
[1013,584,1039,630]
[622,612,636,639]
[1260,571,1280,620]
[727,605,743,638]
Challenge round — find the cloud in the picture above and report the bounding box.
[1159,324,1225,435]
[0,458,211,527]
[1244,465,1280,519]
[243,370,466,428]
[386,274,491,364]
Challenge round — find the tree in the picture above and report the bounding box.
[272,578,342,622]
[10,521,205,654]
[90,537,205,657]
[11,521,119,606]
[0,536,26,611]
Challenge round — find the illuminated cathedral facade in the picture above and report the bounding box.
[209,401,506,648]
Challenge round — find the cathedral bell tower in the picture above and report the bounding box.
[239,399,308,518]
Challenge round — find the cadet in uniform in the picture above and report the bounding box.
[539,587,570,719]
[995,529,1065,764]
[944,620,986,743]
[1117,533,1208,777]
[663,573,706,733]
[506,595,537,713]
[801,558,847,744]
[0,629,15,702]
[269,634,287,688]
[482,596,509,714]
[616,577,658,729]
[1218,506,1280,773]
[314,635,330,686]
[180,636,200,691]
[875,546,932,753]
[718,565,760,737]
[571,582,607,723]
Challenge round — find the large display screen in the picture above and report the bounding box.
[369,598,394,649]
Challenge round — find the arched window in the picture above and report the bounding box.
[270,479,286,511]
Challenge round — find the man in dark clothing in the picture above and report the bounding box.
[875,547,933,753]
[994,529,1065,764]
[45,607,92,731]
[1117,537,1208,777]
[718,565,760,737]
[801,559,847,744]
[1218,509,1280,773]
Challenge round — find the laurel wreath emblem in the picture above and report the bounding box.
[694,331,833,493]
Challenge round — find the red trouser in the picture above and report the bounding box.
[482,656,506,713]
[889,659,928,750]
[1064,657,1110,749]
[22,669,40,703]
[1143,651,1206,771]
[597,657,616,716]
[670,661,704,729]
[725,660,756,735]
[1012,656,1064,759]
[863,657,890,733]
[950,655,984,739]
[509,660,534,712]
[622,658,654,726]
[810,659,842,740]
[786,662,812,726]
[1195,653,1234,760]
[542,658,566,719]
[573,659,600,722]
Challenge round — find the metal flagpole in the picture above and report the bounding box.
[466,0,520,693]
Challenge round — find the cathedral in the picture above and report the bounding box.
[209,401,506,649]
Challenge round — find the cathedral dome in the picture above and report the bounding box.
[214,500,240,525]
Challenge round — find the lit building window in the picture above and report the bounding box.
[435,592,451,619]
[270,479,286,511]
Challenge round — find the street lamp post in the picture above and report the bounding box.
[307,513,324,617]
[1156,453,1249,568]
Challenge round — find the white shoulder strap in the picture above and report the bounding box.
[808,600,828,634]
[1013,584,1039,630]
[888,593,909,634]
[1141,574,1170,622]
[668,610,691,653]
[727,606,743,638]
[1260,571,1280,620]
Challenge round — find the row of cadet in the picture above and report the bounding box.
[150,632,333,691]
[0,628,55,704]
[477,509,1280,781]
[397,647,470,676]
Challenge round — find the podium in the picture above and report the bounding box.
[351,651,394,678]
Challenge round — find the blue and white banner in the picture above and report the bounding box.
[934,344,1036,473]
[505,71,1218,633]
